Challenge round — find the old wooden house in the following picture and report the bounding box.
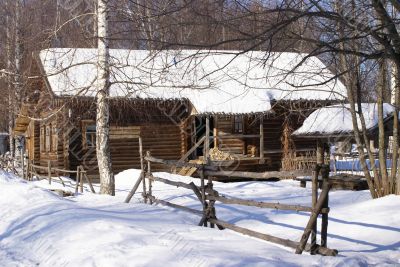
[14,48,346,180]
[292,103,397,172]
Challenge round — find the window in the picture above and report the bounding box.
[40,126,45,152]
[51,124,58,152]
[233,116,244,134]
[45,125,51,152]
[83,122,96,149]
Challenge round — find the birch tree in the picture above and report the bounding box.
[96,0,115,195]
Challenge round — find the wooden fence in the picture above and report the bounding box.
[25,160,95,194]
[125,148,337,256]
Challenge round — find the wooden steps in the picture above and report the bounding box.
[178,159,203,176]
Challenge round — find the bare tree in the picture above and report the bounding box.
[96,0,115,195]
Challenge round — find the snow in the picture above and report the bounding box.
[293,103,395,136]
[39,48,346,114]
[0,169,399,266]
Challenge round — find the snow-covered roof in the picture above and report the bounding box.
[39,48,346,114]
[293,103,395,136]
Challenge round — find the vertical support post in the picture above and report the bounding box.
[200,167,207,227]
[321,164,330,248]
[75,166,80,194]
[80,167,84,193]
[213,116,218,149]
[317,140,324,165]
[26,158,30,180]
[311,164,320,254]
[21,151,25,179]
[146,151,152,204]
[259,115,264,164]
[140,137,147,203]
[47,160,51,185]
[205,116,210,164]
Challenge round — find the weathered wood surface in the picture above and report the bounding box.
[208,218,337,256]
[148,196,203,216]
[145,155,218,170]
[124,171,144,203]
[206,194,329,213]
[205,169,312,180]
[295,168,331,255]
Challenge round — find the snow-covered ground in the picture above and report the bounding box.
[0,169,399,267]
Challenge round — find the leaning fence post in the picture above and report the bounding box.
[48,160,51,185]
[147,151,153,204]
[321,164,330,248]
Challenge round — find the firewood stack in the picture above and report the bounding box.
[209,147,234,161]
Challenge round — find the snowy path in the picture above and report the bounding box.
[0,169,399,266]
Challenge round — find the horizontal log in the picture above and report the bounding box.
[208,218,337,256]
[148,196,203,216]
[207,195,328,213]
[204,170,312,180]
[151,176,195,191]
[144,155,217,170]
[214,134,261,139]
[51,167,78,174]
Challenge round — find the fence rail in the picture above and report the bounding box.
[126,149,337,256]
[26,160,95,194]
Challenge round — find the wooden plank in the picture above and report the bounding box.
[206,194,328,213]
[205,170,312,180]
[208,218,337,256]
[125,171,144,203]
[177,136,206,164]
[149,196,203,216]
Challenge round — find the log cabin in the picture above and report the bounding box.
[14,48,346,181]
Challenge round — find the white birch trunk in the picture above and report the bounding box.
[6,3,14,158]
[14,0,22,160]
[96,0,115,195]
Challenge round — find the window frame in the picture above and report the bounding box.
[232,115,244,134]
[82,121,96,150]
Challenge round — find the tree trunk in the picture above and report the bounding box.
[6,5,14,158]
[378,60,389,195]
[96,0,115,195]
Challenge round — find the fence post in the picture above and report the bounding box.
[200,167,207,227]
[321,164,330,248]
[21,153,25,179]
[48,161,51,185]
[26,158,30,180]
[311,164,320,254]
[75,166,80,194]
[147,151,153,204]
[80,166,84,193]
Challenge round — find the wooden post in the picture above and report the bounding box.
[259,115,264,164]
[199,167,207,227]
[75,166,80,194]
[21,152,25,179]
[147,151,152,204]
[47,161,51,185]
[311,164,321,254]
[139,137,147,203]
[26,158,30,180]
[321,164,330,248]
[80,167,84,193]
[317,140,324,165]
[213,117,218,149]
[295,174,330,255]
[205,116,210,163]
